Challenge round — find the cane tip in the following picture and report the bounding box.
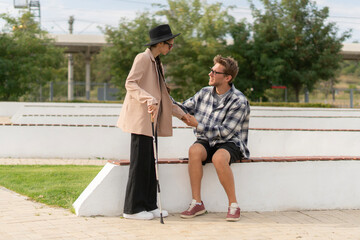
[160,215,164,224]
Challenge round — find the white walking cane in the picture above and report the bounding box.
[151,114,164,224]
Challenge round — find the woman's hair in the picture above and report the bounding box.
[149,44,171,93]
[213,55,239,83]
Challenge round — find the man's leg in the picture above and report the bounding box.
[212,149,237,205]
[180,143,208,219]
[188,143,207,202]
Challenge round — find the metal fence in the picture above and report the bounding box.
[38,81,120,102]
[34,82,360,108]
[266,87,360,108]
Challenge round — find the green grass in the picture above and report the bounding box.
[0,165,102,211]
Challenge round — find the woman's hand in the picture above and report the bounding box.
[148,104,158,119]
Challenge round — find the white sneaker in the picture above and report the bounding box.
[123,211,154,220]
[150,208,169,218]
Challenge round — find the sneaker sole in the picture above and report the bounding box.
[180,210,207,219]
[225,217,240,222]
[123,214,154,220]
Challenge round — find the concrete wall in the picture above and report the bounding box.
[2,126,360,158]
[6,102,360,129]
[0,126,194,159]
[74,160,360,216]
[0,102,25,116]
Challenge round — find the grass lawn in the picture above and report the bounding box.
[0,165,103,212]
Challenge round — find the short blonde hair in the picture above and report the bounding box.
[213,55,239,82]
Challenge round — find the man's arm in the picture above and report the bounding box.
[180,89,204,115]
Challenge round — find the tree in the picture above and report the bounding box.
[156,0,236,100]
[226,21,263,101]
[104,0,237,101]
[103,12,160,98]
[249,0,351,101]
[0,12,64,101]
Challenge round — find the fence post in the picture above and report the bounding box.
[39,85,43,102]
[284,88,288,102]
[305,88,309,103]
[104,83,108,101]
[350,89,354,108]
[50,81,53,102]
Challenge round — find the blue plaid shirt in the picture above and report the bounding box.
[181,84,250,158]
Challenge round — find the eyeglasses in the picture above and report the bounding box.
[164,41,173,49]
[209,67,227,75]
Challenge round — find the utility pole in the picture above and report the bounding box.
[68,16,74,101]
[29,0,40,26]
[68,15,74,34]
[13,1,41,26]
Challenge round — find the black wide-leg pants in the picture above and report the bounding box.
[123,133,157,214]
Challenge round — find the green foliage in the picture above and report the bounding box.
[103,12,160,98]
[226,21,262,101]
[340,60,360,77]
[249,0,351,101]
[0,12,64,101]
[0,165,102,210]
[102,0,349,103]
[104,0,237,101]
[156,0,236,100]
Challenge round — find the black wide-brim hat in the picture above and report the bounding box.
[145,24,181,46]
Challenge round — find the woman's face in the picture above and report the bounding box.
[160,38,175,55]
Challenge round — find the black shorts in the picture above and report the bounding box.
[194,139,243,165]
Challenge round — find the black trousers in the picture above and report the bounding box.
[123,133,157,214]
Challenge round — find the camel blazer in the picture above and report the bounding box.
[117,48,185,137]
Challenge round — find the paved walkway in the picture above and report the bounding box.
[1,159,360,239]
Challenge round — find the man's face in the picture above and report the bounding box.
[208,63,229,87]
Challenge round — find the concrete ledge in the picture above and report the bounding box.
[73,157,360,216]
[108,156,360,165]
[4,125,360,158]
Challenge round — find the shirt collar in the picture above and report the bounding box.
[145,48,156,63]
[212,83,234,97]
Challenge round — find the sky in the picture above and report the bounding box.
[0,0,359,43]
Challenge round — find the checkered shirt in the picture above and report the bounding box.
[181,85,250,158]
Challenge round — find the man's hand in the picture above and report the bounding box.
[181,113,191,124]
[183,114,198,128]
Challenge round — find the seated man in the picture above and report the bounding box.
[180,55,250,222]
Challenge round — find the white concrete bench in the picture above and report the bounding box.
[250,116,360,129]
[251,106,360,117]
[3,124,360,158]
[11,103,122,124]
[73,156,360,216]
[250,106,360,129]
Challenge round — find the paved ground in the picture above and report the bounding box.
[1,159,360,240]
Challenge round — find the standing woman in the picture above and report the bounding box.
[117,24,187,220]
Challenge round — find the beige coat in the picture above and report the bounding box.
[117,48,185,137]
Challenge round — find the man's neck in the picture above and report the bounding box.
[215,84,231,95]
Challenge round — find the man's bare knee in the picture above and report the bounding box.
[189,143,207,162]
[212,149,230,167]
